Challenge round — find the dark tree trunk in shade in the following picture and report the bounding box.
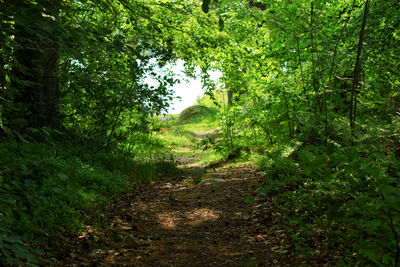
[3,0,61,132]
[350,0,370,132]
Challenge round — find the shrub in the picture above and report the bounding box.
[256,139,400,265]
[0,138,178,265]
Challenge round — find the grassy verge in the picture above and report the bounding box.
[154,106,223,167]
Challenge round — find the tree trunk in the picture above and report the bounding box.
[349,0,370,132]
[4,0,61,133]
[227,90,233,107]
[296,37,310,108]
[310,1,320,111]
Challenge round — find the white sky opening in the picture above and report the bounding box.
[143,59,222,114]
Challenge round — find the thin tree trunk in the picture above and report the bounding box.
[283,94,293,138]
[104,87,132,148]
[226,89,233,143]
[296,38,310,108]
[0,52,6,136]
[310,1,319,111]
[105,104,124,149]
[324,5,354,140]
[0,53,5,90]
[227,90,233,107]
[350,0,370,132]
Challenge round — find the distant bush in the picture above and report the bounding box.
[177,105,213,122]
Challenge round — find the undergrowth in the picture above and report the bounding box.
[251,117,400,265]
[0,135,178,265]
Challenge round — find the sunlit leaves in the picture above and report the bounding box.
[56,0,188,144]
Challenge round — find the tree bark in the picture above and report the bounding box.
[227,90,233,107]
[4,0,61,133]
[310,1,320,111]
[349,0,370,132]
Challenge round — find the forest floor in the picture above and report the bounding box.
[57,126,336,266]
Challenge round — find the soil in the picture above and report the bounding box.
[55,153,336,266]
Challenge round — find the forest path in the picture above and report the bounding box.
[61,130,328,266]
[105,163,277,266]
[64,162,287,266]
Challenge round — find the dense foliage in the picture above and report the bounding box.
[0,0,399,265]
[188,0,400,265]
[0,0,190,142]
[0,0,184,264]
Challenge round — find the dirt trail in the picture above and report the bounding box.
[59,152,332,266]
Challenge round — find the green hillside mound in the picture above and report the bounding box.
[178,105,211,122]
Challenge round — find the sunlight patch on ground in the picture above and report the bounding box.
[185,208,220,226]
[134,201,150,211]
[157,212,182,229]
[157,208,221,229]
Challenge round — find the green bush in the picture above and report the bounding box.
[256,139,400,265]
[0,139,178,265]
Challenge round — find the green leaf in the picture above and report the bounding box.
[365,219,381,229]
[52,187,62,193]
[326,143,336,154]
[57,173,68,181]
[244,196,255,204]
[20,163,28,173]
[257,187,267,196]
[3,235,23,244]
[6,257,20,265]
[303,166,313,176]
